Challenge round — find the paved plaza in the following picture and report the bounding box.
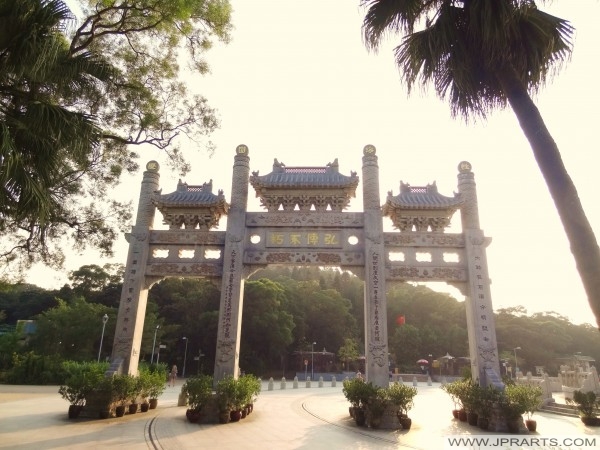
[0,381,596,449]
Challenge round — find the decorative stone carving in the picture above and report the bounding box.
[153,179,229,230]
[249,159,359,212]
[383,182,463,232]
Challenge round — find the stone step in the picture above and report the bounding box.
[539,402,579,418]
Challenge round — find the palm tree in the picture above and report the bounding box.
[0,0,114,265]
[361,0,600,329]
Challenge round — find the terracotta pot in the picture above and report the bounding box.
[458,410,468,422]
[186,409,202,423]
[452,409,459,419]
[230,410,242,422]
[149,398,158,409]
[129,403,138,414]
[354,408,366,426]
[467,412,479,426]
[525,419,537,432]
[399,416,412,430]
[581,416,600,426]
[477,417,489,430]
[140,402,150,412]
[115,405,126,417]
[68,405,83,419]
[507,419,522,433]
[218,411,230,424]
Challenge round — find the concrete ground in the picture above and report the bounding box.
[0,381,596,449]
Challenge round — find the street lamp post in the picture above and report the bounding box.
[182,337,189,378]
[311,341,316,380]
[151,325,160,364]
[97,314,109,363]
[513,346,521,379]
[197,350,205,375]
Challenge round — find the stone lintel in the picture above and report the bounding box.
[386,265,467,282]
[243,251,364,266]
[383,232,465,248]
[246,211,364,228]
[145,262,223,278]
[149,230,226,245]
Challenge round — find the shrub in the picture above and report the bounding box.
[182,375,214,412]
[58,361,109,406]
[566,390,599,419]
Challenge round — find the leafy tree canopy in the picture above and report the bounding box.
[0,0,232,275]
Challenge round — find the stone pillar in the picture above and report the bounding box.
[111,161,160,375]
[361,145,389,387]
[213,145,250,382]
[457,162,501,386]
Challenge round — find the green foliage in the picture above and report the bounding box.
[566,390,600,419]
[28,297,114,362]
[4,351,65,384]
[502,384,542,420]
[0,0,232,273]
[182,374,213,412]
[386,382,418,417]
[215,374,261,412]
[58,360,108,405]
[111,373,137,406]
[338,338,360,371]
[342,378,377,409]
[352,382,417,420]
[140,363,167,399]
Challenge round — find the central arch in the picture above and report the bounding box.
[110,145,502,388]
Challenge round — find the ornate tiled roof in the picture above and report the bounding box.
[249,158,359,212]
[153,180,226,207]
[382,182,463,232]
[383,182,463,210]
[152,180,229,230]
[249,158,359,188]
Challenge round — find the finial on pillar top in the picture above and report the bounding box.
[146,160,160,172]
[458,161,472,173]
[236,144,249,155]
[363,144,376,156]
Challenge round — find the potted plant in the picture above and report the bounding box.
[145,363,167,409]
[387,382,417,430]
[441,380,463,419]
[474,385,502,430]
[239,374,261,414]
[343,379,377,426]
[459,381,480,426]
[365,387,386,429]
[58,361,107,419]
[501,384,529,433]
[112,374,136,417]
[522,385,542,431]
[137,370,151,412]
[216,375,236,423]
[566,390,600,426]
[451,379,474,422]
[182,374,213,423]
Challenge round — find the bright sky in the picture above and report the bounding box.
[35,1,600,326]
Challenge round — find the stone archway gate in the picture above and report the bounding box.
[110,145,502,388]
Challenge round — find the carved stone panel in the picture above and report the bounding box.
[386,266,467,282]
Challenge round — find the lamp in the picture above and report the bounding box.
[151,325,160,364]
[513,346,521,379]
[311,341,316,380]
[182,337,189,378]
[97,314,109,363]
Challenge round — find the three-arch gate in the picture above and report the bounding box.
[110,145,502,388]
